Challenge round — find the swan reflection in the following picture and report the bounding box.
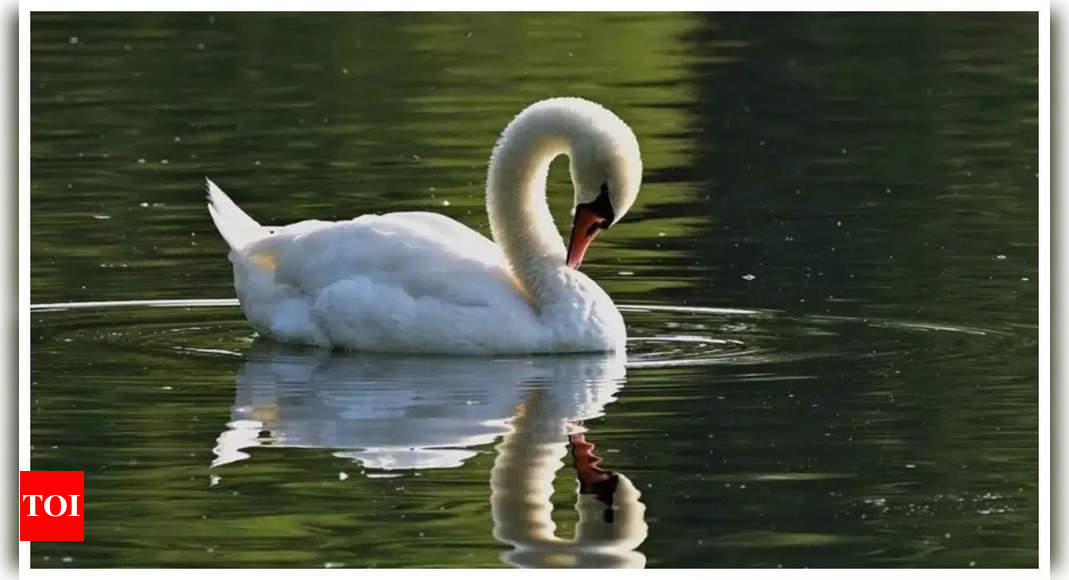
[214,341,647,567]
[491,390,647,568]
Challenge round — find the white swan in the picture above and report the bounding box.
[206,97,642,354]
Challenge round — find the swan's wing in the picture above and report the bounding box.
[238,211,525,309]
[226,211,546,351]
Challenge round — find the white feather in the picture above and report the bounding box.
[205,178,266,251]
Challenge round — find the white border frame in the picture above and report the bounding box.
[16,4,1050,578]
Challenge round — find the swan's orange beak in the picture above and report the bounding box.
[566,205,607,270]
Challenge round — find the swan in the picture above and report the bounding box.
[206,97,642,354]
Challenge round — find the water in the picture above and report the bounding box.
[30,12,1037,568]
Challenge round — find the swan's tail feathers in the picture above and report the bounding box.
[206,178,266,251]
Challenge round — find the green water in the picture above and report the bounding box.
[30,12,1038,568]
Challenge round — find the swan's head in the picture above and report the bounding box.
[487,97,643,271]
[564,101,643,269]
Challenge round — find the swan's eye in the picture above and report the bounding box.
[585,182,615,228]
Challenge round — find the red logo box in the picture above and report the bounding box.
[19,471,84,541]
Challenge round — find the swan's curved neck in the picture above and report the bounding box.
[486,110,578,303]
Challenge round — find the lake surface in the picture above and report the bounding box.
[29,12,1038,568]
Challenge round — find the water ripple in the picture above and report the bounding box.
[30,299,1021,371]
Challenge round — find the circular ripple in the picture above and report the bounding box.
[30,299,1027,369]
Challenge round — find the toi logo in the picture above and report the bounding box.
[19,471,84,541]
